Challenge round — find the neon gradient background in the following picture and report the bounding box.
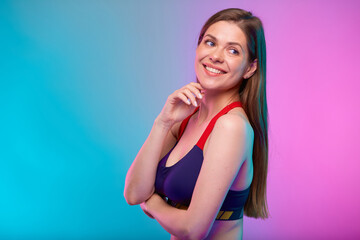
[1,0,359,239]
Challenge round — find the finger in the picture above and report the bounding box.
[183,88,198,107]
[186,84,203,100]
[177,91,192,105]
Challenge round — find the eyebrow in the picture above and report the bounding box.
[204,34,244,52]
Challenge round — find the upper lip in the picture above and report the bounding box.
[202,63,227,73]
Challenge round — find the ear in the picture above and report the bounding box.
[244,59,258,79]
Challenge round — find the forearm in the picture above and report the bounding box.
[124,118,172,205]
[146,195,189,239]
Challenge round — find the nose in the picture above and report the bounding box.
[209,48,224,63]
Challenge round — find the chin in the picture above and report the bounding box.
[196,76,207,87]
[198,81,219,94]
[197,75,217,86]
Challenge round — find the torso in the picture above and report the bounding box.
[166,107,254,240]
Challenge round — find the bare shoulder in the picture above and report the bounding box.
[215,113,247,137]
[212,109,254,150]
[218,109,253,134]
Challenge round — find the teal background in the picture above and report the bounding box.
[1,0,195,239]
[1,0,360,239]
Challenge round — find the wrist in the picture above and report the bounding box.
[154,117,174,130]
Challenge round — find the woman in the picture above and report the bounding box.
[124,8,269,240]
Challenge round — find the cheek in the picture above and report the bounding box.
[231,60,247,74]
[194,48,205,69]
[195,50,200,61]
[194,54,200,74]
[196,46,207,59]
[194,59,202,76]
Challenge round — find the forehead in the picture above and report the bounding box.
[204,21,247,47]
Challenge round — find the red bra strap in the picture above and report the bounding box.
[197,101,242,150]
[177,107,200,141]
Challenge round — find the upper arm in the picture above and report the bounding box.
[158,121,181,161]
[185,114,249,239]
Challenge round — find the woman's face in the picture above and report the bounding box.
[195,21,252,92]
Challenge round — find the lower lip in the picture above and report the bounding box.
[203,65,226,77]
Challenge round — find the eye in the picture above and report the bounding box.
[205,40,215,47]
[229,48,239,55]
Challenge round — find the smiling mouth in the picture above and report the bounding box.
[202,64,227,74]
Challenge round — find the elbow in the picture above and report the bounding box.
[189,232,208,240]
[183,225,209,240]
[123,188,143,205]
[123,189,135,205]
[182,232,207,240]
[124,192,140,206]
[171,212,209,240]
[123,186,155,206]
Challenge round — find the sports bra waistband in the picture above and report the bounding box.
[166,198,245,221]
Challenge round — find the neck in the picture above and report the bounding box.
[194,87,240,126]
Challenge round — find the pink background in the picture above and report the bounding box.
[238,0,360,239]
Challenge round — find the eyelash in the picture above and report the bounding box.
[204,39,239,55]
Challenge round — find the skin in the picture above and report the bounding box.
[141,21,257,240]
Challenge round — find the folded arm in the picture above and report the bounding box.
[144,114,251,239]
[124,118,178,205]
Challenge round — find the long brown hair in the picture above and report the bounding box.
[197,8,269,219]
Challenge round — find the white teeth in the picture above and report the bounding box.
[205,65,224,74]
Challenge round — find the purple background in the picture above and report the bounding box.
[240,0,360,239]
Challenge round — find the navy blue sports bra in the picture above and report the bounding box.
[154,101,251,220]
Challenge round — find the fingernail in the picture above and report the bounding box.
[187,99,191,104]
[198,93,202,99]
[194,101,198,107]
